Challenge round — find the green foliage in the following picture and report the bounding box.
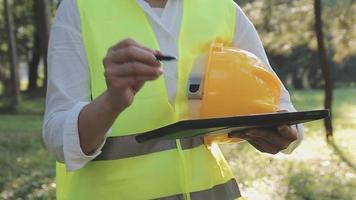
[0,0,59,95]
[328,3,356,62]
[286,163,356,200]
[0,1,355,198]
[222,88,356,199]
[240,0,356,89]
[1,0,355,95]
[0,89,355,199]
[0,0,34,61]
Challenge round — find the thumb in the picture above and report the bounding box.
[278,125,297,140]
[229,130,248,139]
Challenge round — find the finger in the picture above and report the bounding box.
[132,82,145,94]
[231,128,264,140]
[131,75,160,82]
[244,128,290,150]
[228,129,248,138]
[277,110,288,113]
[105,62,163,77]
[107,45,160,67]
[228,132,246,139]
[108,75,160,90]
[249,139,280,155]
[277,125,298,141]
[243,128,273,139]
[106,45,161,67]
[110,38,156,54]
[107,76,136,90]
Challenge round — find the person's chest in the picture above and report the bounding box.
[136,0,182,103]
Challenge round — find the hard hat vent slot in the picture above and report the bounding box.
[188,77,203,100]
[189,84,200,93]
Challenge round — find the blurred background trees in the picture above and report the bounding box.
[0,0,355,98]
[27,0,51,93]
[314,0,334,138]
[3,0,20,106]
[0,0,355,199]
[237,0,355,90]
[0,0,56,107]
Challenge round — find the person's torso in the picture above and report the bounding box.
[56,0,240,199]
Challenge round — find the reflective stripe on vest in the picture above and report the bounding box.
[158,179,241,200]
[94,136,204,161]
[56,0,239,199]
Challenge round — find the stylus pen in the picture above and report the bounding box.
[155,54,177,61]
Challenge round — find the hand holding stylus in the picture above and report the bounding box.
[102,38,164,111]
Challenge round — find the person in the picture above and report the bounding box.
[43,0,303,199]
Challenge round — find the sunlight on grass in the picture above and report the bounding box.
[20,80,28,91]
[0,88,355,199]
[224,88,356,200]
[0,96,55,200]
[0,83,3,96]
[339,103,356,124]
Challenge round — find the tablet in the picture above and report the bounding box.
[135,109,329,143]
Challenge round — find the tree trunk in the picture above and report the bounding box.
[28,0,51,93]
[4,0,20,105]
[314,0,333,139]
[38,0,51,92]
[27,32,41,92]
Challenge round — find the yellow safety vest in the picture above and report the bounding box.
[56,0,240,199]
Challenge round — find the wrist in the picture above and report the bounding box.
[102,90,128,114]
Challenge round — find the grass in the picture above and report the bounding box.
[221,88,356,200]
[0,96,55,200]
[0,88,355,199]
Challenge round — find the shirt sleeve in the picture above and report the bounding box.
[42,0,110,171]
[231,3,304,153]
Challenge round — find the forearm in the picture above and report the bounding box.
[78,91,125,155]
[76,38,161,156]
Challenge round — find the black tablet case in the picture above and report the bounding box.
[135,109,329,143]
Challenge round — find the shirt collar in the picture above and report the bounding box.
[136,0,178,34]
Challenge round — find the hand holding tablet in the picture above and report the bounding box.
[135,110,329,143]
[229,125,299,154]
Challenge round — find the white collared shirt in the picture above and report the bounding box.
[43,0,303,171]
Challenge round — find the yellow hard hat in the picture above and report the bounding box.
[188,42,281,144]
